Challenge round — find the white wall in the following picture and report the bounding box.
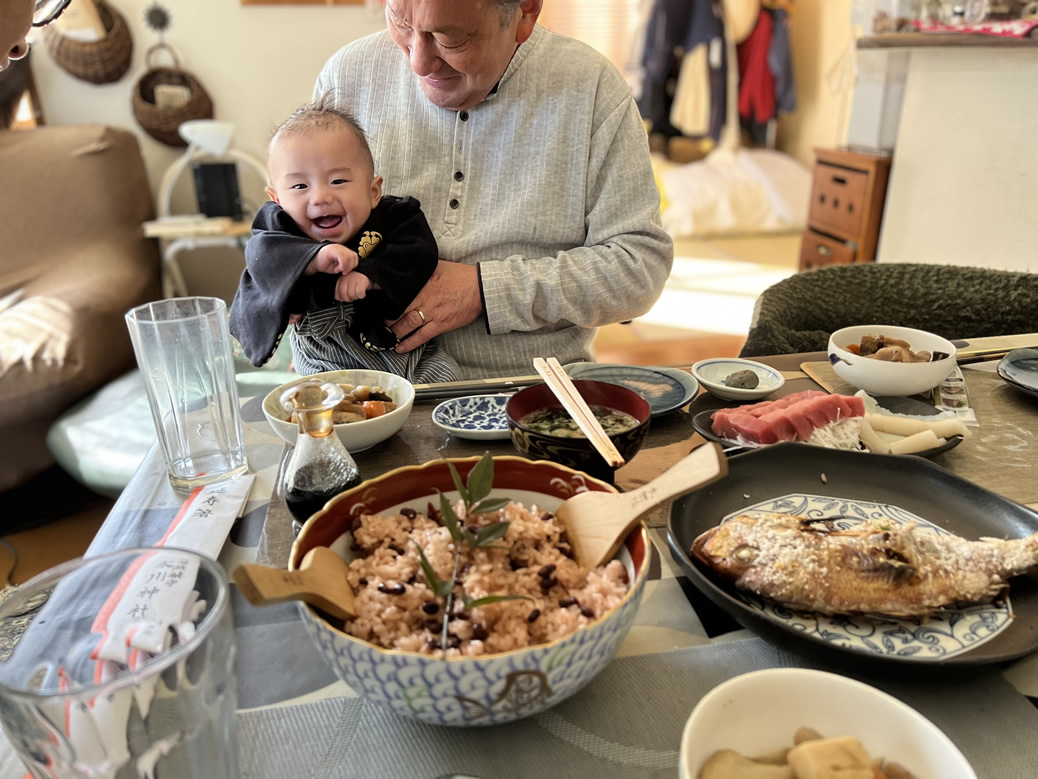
[28,1,385,298]
[877,48,1038,272]
[776,0,856,167]
[30,1,384,205]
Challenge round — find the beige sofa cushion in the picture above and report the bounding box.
[0,125,161,490]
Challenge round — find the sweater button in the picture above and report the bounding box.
[449,199,459,209]
[454,170,464,182]
[459,111,469,121]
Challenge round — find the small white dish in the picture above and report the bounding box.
[432,394,511,440]
[679,668,976,779]
[691,358,785,401]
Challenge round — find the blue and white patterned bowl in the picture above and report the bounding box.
[431,394,511,440]
[291,456,652,726]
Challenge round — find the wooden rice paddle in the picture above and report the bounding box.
[558,442,728,570]
[232,546,356,620]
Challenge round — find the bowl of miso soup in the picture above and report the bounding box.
[506,380,651,482]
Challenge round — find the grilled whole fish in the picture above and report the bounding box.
[691,512,1038,617]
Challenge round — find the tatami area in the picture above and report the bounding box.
[0,231,802,585]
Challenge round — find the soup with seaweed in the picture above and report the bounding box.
[519,406,640,439]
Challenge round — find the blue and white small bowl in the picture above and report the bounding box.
[291,456,651,727]
[432,394,511,440]
[691,358,785,401]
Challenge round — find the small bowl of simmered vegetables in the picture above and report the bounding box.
[263,368,415,452]
[505,379,651,482]
[680,668,976,779]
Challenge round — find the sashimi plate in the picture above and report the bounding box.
[667,443,1038,668]
[690,396,964,459]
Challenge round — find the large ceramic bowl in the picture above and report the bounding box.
[262,369,415,452]
[290,456,652,727]
[828,325,957,397]
[679,668,976,779]
[505,380,651,482]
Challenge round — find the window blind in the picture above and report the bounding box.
[537,1,644,72]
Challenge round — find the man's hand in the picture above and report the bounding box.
[306,244,359,276]
[335,271,373,302]
[388,261,482,353]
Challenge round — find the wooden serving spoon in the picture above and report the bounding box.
[558,442,728,570]
[232,546,356,620]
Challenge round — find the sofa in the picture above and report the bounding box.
[0,124,161,492]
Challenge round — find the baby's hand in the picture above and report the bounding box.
[334,271,373,302]
[306,244,359,275]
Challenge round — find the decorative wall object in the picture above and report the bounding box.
[43,0,133,84]
[131,4,214,146]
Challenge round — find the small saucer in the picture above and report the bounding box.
[690,358,785,401]
[997,348,1038,399]
[432,394,511,440]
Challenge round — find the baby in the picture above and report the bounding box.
[229,97,458,383]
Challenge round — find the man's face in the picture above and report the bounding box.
[265,124,383,245]
[384,0,540,112]
[0,0,32,72]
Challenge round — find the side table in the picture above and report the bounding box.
[798,147,892,272]
[143,217,252,298]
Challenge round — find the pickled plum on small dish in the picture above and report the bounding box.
[724,370,760,390]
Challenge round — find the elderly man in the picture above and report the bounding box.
[1,0,69,71]
[313,0,674,379]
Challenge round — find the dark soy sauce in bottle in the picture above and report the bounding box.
[280,380,361,534]
[285,466,361,525]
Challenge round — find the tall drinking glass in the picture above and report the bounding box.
[126,297,248,490]
[0,547,239,778]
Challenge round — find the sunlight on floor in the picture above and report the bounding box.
[637,256,796,336]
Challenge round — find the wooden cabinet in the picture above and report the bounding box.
[799,147,892,272]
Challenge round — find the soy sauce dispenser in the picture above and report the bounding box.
[281,380,361,534]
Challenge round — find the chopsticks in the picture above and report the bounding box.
[532,357,625,468]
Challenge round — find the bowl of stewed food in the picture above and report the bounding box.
[505,379,651,481]
[262,369,415,452]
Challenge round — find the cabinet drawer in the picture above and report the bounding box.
[799,230,855,272]
[808,163,869,240]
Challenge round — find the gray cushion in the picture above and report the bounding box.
[740,264,1038,357]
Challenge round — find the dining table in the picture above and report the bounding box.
[1,345,1037,778]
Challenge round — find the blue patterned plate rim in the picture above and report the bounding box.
[997,348,1038,399]
[431,394,511,439]
[563,362,698,416]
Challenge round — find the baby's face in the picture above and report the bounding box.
[266,124,382,244]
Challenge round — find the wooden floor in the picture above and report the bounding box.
[0,467,112,585]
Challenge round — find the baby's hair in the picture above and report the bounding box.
[269,93,374,172]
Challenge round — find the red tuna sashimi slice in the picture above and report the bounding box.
[711,392,865,444]
[711,390,829,435]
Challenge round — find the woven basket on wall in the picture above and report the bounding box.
[42,0,132,85]
[132,43,213,147]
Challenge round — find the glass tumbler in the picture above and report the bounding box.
[126,297,248,490]
[0,547,239,778]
